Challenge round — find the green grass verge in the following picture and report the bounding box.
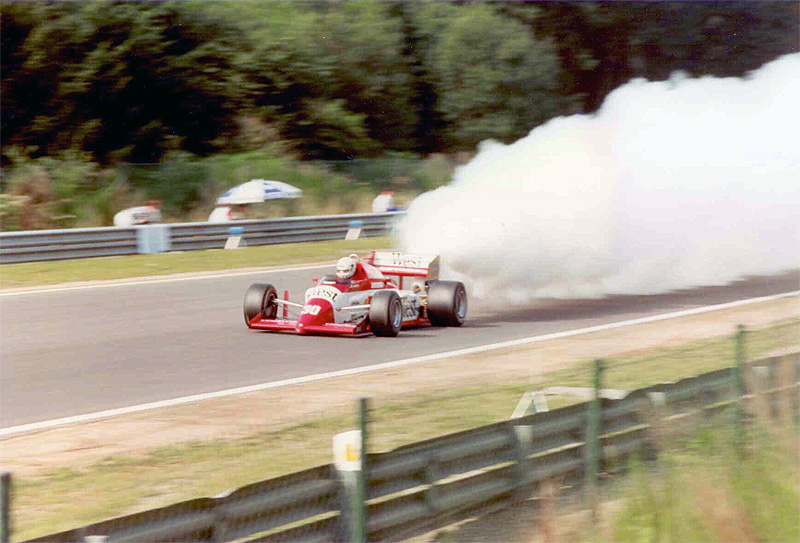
[611,424,799,543]
[545,318,799,391]
[10,319,797,541]
[0,236,394,289]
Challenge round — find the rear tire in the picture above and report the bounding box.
[369,290,402,337]
[427,281,467,327]
[243,283,278,326]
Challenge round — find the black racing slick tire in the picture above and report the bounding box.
[427,280,467,327]
[369,290,403,337]
[243,283,278,326]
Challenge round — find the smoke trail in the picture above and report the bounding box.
[399,54,800,303]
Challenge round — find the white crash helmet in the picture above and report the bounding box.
[336,256,357,280]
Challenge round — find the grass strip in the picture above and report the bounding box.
[0,236,394,289]
[431,422,799,543]
[544,318,799,391]
[9,319,796,541]
[609,424,799,543]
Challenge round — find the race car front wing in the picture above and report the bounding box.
[246,315,372,336]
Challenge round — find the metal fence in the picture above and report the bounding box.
[18,349,798,543]
[0,227,139,263]
[0,212,402,264]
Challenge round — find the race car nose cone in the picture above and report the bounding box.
[297,299,334,333]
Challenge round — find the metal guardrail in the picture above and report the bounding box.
[26,465,342,543]
[25,352,799,543]
[0,227,140,263]
[0,212,403,264]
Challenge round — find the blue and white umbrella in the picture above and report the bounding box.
[216,179,302,205]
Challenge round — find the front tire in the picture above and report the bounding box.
[369,290,403,337]
[427,281,467,327]
[243,283,278,326]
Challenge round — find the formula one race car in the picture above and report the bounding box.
[243,251,467,337]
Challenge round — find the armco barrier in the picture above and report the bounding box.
[0,227,139,263]
[25,465,342,543]
[20,354,798,543]
[169,213,398,253]
[0,212,403,264]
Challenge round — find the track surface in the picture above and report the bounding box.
[1,266,797,428]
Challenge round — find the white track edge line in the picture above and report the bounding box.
[0,263,333,296]
[2,290,797,437]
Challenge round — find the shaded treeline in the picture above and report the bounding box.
[3,0,797,165]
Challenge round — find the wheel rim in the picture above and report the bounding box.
[390,298,402,329]
[265,292,277,318]
[455,288,467,321]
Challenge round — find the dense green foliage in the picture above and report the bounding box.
[3,0,796,164]
[2,2,245,163]
[0,149,456,229]
[1,1,797,229]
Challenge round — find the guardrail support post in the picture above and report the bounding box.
[356,397,368,543]
[733,325,747,456]
[334,399,368,542]
[1,472,10,543]
[136,224,170,254]
[585,359,604,523]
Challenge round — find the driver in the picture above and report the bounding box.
[335,255,358,282]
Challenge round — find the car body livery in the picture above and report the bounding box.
[243,251,467,337]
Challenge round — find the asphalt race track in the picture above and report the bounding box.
[1,265,797,429]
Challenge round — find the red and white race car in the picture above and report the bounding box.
[243,251,467,337]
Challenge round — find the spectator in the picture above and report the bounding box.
[208,204,249,223]
[208,205,232,223]
[143,200,163,223]
[371,188,395,213]
[113,199,162,227]
[230,204,249,220]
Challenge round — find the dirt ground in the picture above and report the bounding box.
[1,296,797,478]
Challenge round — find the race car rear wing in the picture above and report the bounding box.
[365,251,439,280]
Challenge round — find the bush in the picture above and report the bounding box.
[119,162,212,217]
[0,152,118,230]
[0,193,26,231]
[412,153,456,191]
[3,163,55,230]
[1,149,458,230]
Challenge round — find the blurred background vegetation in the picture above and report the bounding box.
[1,0,797,229]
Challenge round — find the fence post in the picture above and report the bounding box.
[356,397,369,543]
[585,359,604,522]
[333,398,369,543]
[1,472,10,543]
[733,325,747,455]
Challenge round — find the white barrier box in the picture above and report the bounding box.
[136,225,170,254]
[345,220,364,240]
[225,226,246,249]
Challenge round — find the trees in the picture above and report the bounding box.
[624,1,800,80]
[1,1,244,164]
[206,0,417,159]
[2,0,797,165]
[410,2,568,148]
[521,1,799,112]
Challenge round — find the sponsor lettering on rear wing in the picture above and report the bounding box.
[365,250,439,280]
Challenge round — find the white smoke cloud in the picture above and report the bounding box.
[399,54,800,303]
